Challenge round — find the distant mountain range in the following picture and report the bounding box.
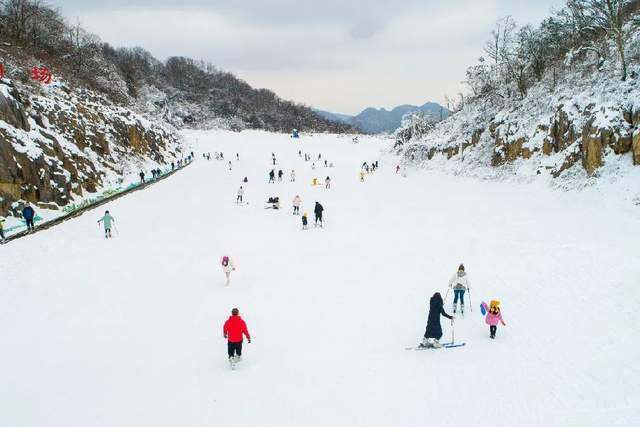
[315,102,449,134]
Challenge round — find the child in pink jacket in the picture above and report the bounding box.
[481,300,506,339]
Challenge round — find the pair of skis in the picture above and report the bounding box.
[405,342,466,351]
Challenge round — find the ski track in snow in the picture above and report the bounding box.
[2,130,639,426]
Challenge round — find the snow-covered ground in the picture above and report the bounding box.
[2,130,639,426]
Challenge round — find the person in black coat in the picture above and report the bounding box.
[22,202,36,232]
[422,292,453,348]
[314,202,324,227]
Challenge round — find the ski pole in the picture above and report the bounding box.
[114,223,120,236]
[451,318,455,344]
[444,287,450,303]
[468,289,473,312]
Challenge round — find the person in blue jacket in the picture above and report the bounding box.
[22,202,35,232]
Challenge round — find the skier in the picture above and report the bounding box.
[221,256,236,286]
[301,212,309,230]
[0,216,5,243]
[481,300,506,339]
[97,210,115,238]
[139,171,145,184]
[22,202,35,232]
[278,169,284,181]
[421,292,453,348]
[269,169,275,183]
[223,308,251,368]
[290,170,296,182]
[314,202,324,227]
[293,195,302,215]
[325,176,331,189]
[237,186,244,204]
[448,264,470,315]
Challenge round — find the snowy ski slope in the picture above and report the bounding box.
[2,130,639,426]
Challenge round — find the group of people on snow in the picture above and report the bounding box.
[421,264,506,348]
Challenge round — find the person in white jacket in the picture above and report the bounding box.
[292,195,302,215]
[237,186,245,204]
[222,256,236,286]
[448,264,470,315]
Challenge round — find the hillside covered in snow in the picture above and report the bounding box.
[394,0,640,186]
[0,0,357,219]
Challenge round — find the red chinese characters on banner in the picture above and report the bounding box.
[0,63,5,80]
[31,66,53,84]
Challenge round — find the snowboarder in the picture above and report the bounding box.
[290,170,296,182]
[269,169,275,183]
[221,256,236,286]
[292,195,302,215]
[139,171,145,184]
[237,186,244,204]
[97,210,115,238]
[302,212,309,230]
[0,216,5,242]
[448,264,470,315]
[223,308,251,368]
[325,176,331,189]
[22,202,35,232]
[481,300,506,339]
[314,202,324,227]
[278,170,284,181]
[421,292,453,348]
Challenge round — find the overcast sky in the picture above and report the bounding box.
[57,0,563,114]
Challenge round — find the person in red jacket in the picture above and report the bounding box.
[223,308,251,365]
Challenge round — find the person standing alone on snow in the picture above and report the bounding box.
[97,210,115,238]
[448,264,470,315]
[421,292,453,348]
[223,308,251,367]
[222,256,236,285]
[314,202,324,227]
[237,186,244,204]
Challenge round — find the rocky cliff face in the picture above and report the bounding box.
[394,62,640,185]
[0,79,182,217]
